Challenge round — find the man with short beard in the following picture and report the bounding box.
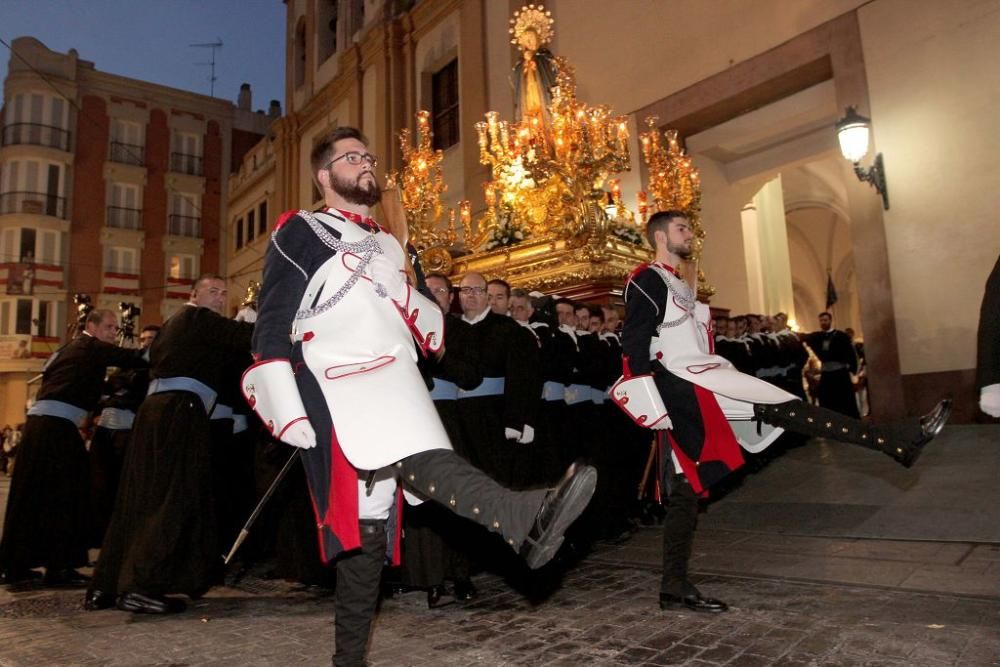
[614,210,950,615]
[244,127,595,666]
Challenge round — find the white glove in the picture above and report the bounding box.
[281,419,317,449]
[243,359,316,449]
[368,255,408,303]
[504,425,535,444]
[981,383,1000,417]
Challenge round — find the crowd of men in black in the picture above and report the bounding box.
[0,274,862,614]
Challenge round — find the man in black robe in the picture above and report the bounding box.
[401,273,481,606]
[978,255,1000,419]
[1,309,144,587]
[454,272,542,488]
[89,324,159,547]
[805,312,859,417]
[86,275,254,614]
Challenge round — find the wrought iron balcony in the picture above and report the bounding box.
[2,123,72,151]
[170,152,203,176]
[109,141,145,166]
[0,191,67,219]
[106,206,142,230]
[168,214,201,237]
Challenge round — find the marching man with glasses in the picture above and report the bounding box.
[245,126,596,666]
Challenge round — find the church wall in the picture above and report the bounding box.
[547,0,865,115]
[412,11,465,212]
[856,0,1000,377]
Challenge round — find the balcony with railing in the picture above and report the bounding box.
[168,214,201,237]
[0,191,67,219]
[2,123,72,152]
[106,206,142,230]
[109,141,145,166]
[170,152,203,176]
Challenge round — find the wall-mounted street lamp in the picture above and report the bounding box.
[836,106,889,210]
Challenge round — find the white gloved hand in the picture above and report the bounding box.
[243,359,316,449]
[981,383,1000,417]
[281,418,317,449]
[504,425,535,444]
[368,255,408,303]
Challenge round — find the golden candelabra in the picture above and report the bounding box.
[393,4,652,299]
[471,4,631,249]
[639,117,714,299]
[392,110,460,274]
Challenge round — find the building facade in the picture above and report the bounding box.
[0,37,272,424]
[228,0,999,422]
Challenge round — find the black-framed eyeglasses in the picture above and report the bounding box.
[325,151,378,169]
[459,286,487,295]
[430,287,451,295]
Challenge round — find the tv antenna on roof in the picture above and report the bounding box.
[190,39,223,96]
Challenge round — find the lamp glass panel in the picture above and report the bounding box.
[838,124,870,162]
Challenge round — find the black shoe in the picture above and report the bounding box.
[84,589,116,611]
[899,398,953,468]
[520,462,598,570]
[43,568,91,588]
[452,579,476,602]
[116,591,187,615]
[659,592,728,613]
[1,568,43,585]
[427,585,455,609]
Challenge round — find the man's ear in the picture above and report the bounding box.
[315,168,329,191]
[653,228,667,247]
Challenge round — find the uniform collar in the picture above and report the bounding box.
[329,207,379,233]
[653,260,682,278]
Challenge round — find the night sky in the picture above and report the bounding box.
[1,0,286,110]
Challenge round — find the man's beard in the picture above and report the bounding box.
[330,170,381,208]
[668,241,693,260]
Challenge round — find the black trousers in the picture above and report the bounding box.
[332,449,551,666]
[333,520,386,667]
[660,473,699,597]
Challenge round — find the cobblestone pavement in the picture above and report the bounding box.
[2,546,999,667]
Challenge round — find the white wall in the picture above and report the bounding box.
[859,0,1000,374]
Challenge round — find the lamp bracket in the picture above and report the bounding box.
[853,152,889,210]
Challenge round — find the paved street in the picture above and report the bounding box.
[2,425,999,666]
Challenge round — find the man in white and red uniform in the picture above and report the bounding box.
[613,210,951,615]
[245,127,596,666]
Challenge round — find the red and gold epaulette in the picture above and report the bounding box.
[273,210,299,232]
[626,262,652,284]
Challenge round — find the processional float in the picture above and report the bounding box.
[387,4,714,302]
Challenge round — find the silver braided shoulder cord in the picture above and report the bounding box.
[653,265,696,332]
[292,210,383,320]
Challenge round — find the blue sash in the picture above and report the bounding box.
[429,378,459,401]
[147,376,217,414]
[564,383,591,405]
[27,399,88,427]
[457,376,505,399]
[542,381,566,402]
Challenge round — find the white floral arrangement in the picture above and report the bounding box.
[485,218,529,251]
[611,222,645,246]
